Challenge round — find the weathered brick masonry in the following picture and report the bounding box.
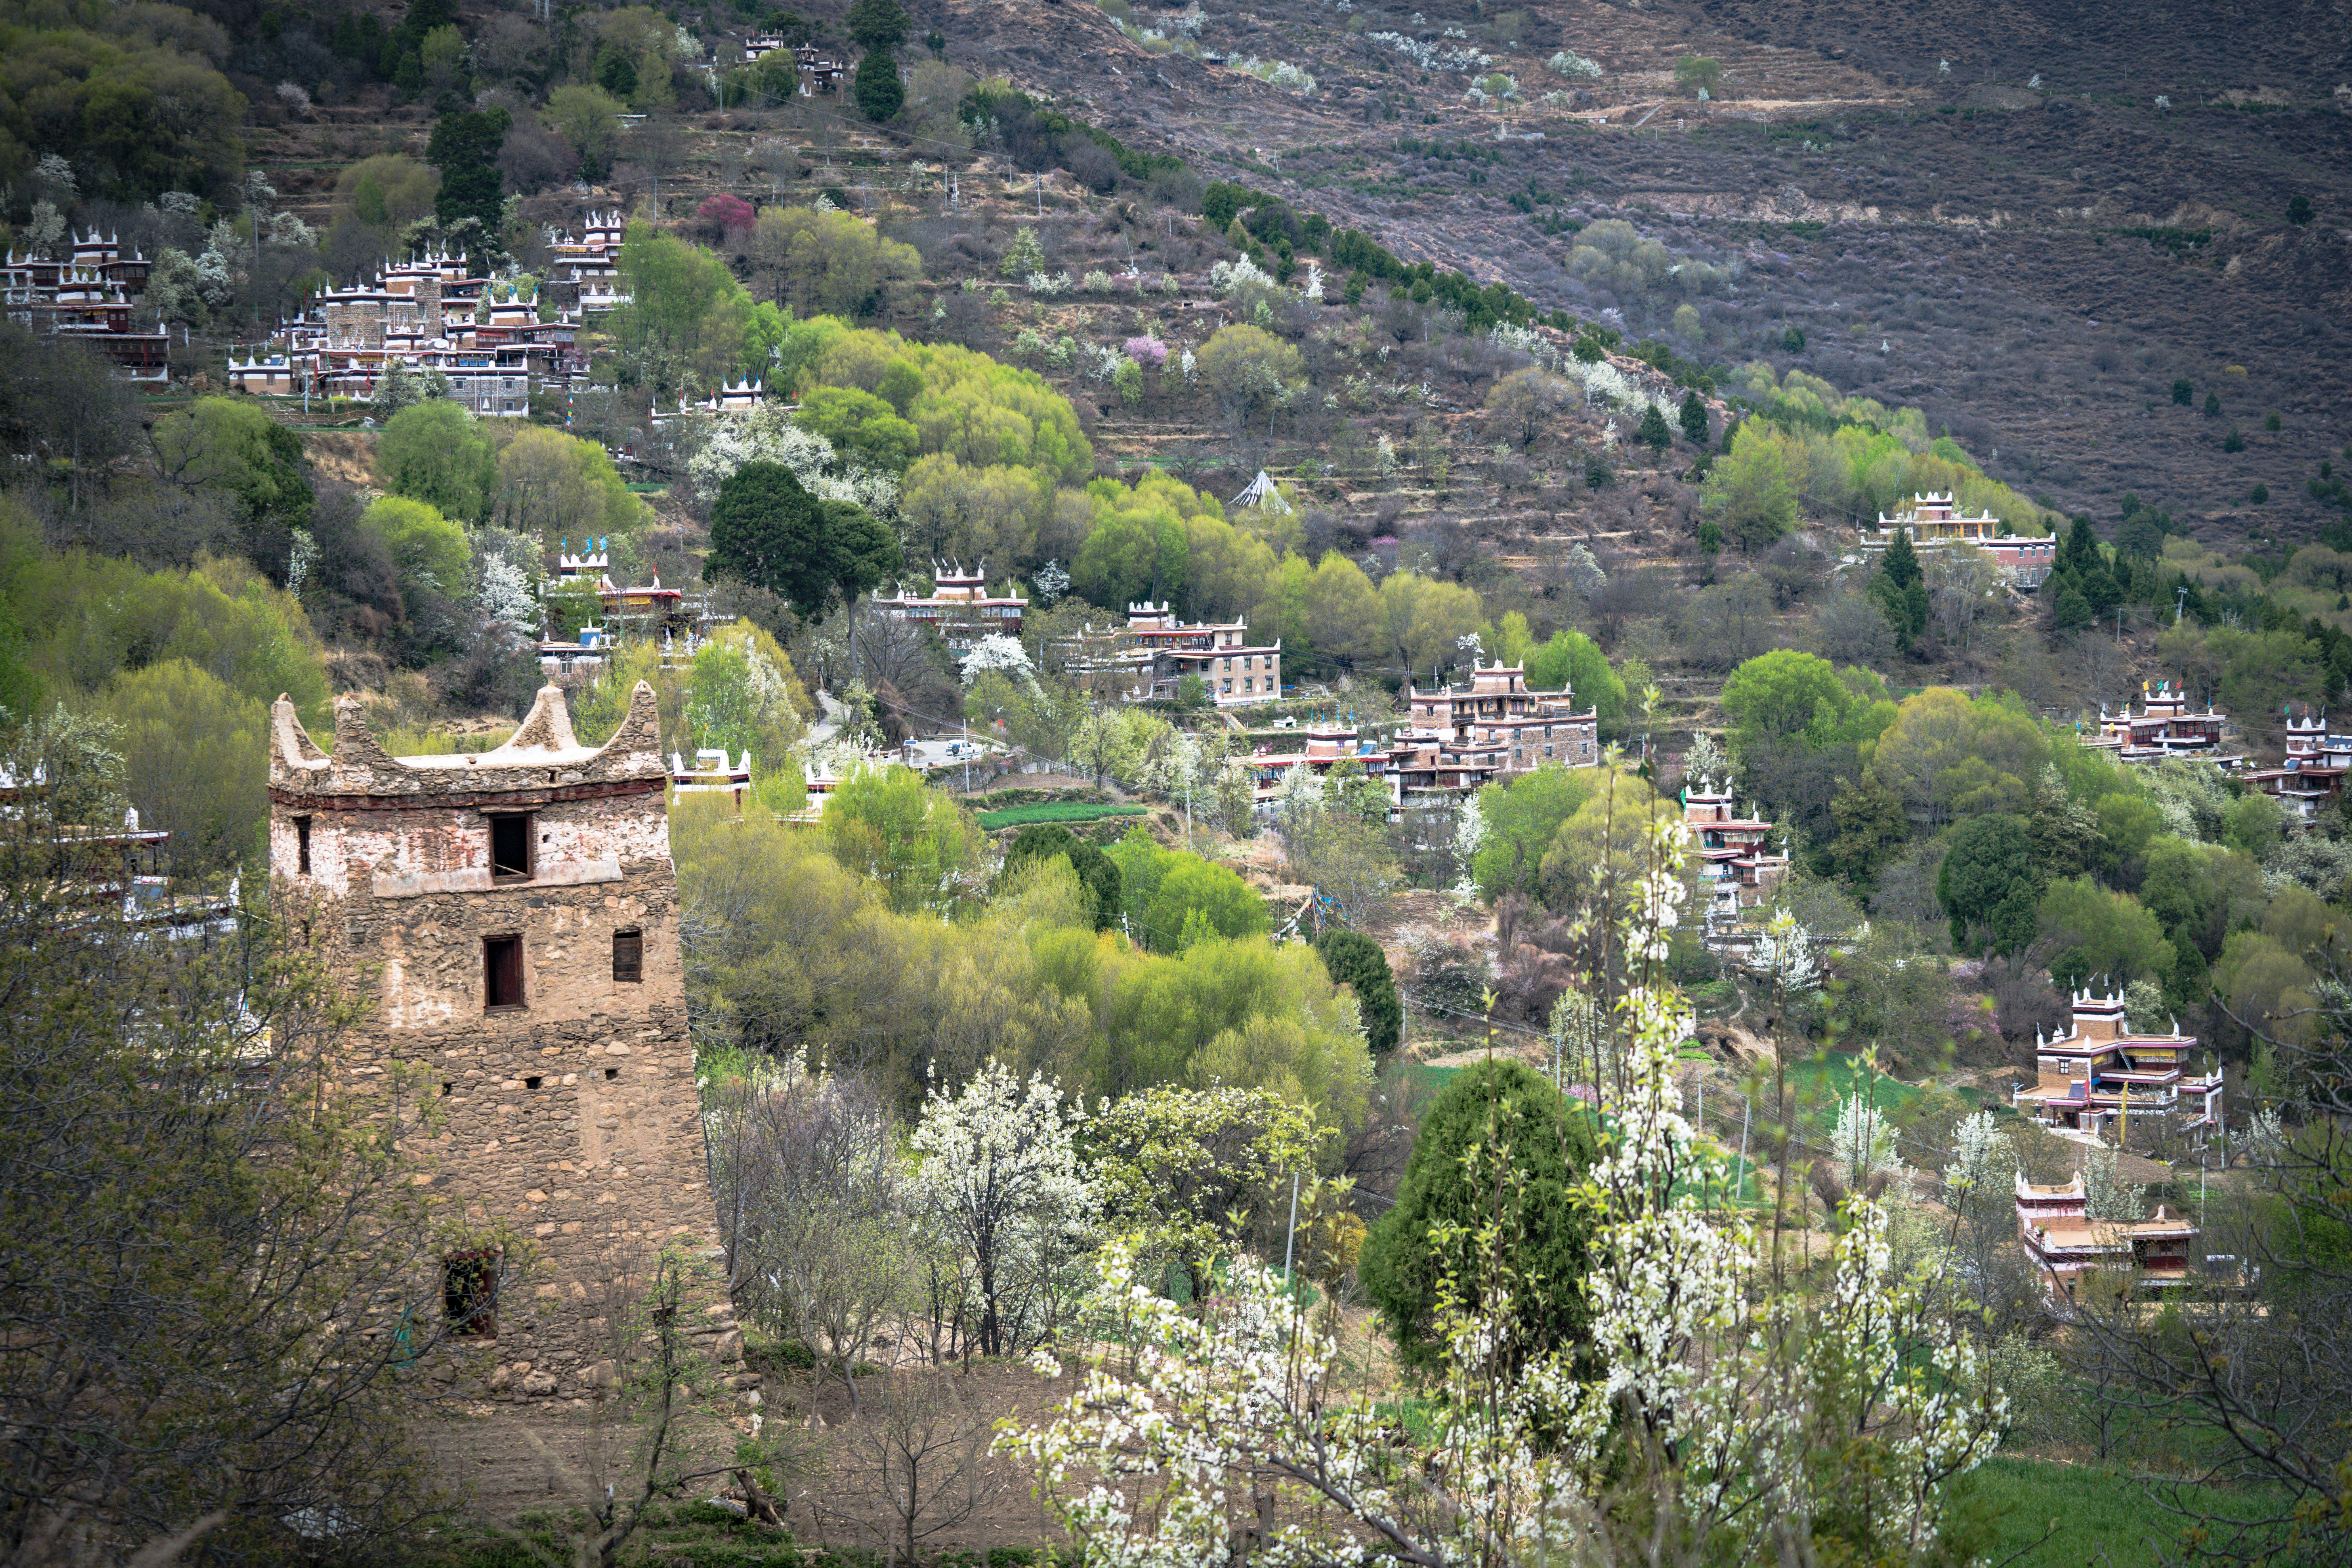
[267,682,746,1405]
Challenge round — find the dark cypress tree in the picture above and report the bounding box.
[1678,388,1709,446]
[1359,1060,1599,1375]
[1635,401,1673,454]
[1312,928,1401,1056]
[854,47,904,120]
[1880,525,1922,590]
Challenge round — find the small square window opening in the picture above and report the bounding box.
[525,1075,542,1090]
[604,1067,619,1081]
[489,814,533,880]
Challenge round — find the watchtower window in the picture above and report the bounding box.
[294,815,312,876]
[443,1249,500,1337]
[484,935,524,1010]
[613,928,643,983]
[489,813,533,880]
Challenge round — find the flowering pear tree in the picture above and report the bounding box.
[958,632,1034,687]
[913,1061,1096,1356]
[1008,789,2002,1564]
[1829,1087,1907,1194]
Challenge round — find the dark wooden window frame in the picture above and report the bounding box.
[612,927,644,984]
[488,811,535,882]
[484,934,525,1010]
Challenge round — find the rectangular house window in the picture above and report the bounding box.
[295,815,312,875]
[443,1249,500,1337]
[613,928,643,983]
[484,935,524,1010]
[489,813,533,881]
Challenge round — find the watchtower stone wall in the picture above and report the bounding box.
[266,682,745,1405]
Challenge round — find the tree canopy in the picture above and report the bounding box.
[706,460,899,621]
[1359,1058,1600,1373]
[1312,928,1400,1055]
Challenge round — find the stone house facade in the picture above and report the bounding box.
[266,682,743,1405]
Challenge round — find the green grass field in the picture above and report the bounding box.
[974,802,1149,829]
[1957,1456,2288,1565]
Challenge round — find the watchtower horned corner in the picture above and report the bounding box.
[265,680,749,1406]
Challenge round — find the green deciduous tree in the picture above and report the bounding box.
[1106,831,1270,951]
[748,204,922,317]
[796,386,921,470]
[1720,649,1894,754]
[493,425,646,545]
[100,657,267,875]
[1483,367,1572,451]
[1471,763,1596,902]
[1195,324,1304,438]
[1359,1057,1599,1373]
[1673,53,1721,96]
[1868,687,2048,824]
[1525,629,1627,730]
[1002,823,1121,931]
[823,764,981,913]
[2037,875,2169,989]
[363,495,470,593]
[611,223,764,398]
[1090,1083,1317,1303]
[1700,418,1802,552]
[541,85,625,180]
[148,397,314,580]
[378,399,496,524]
[897,455,1052,568]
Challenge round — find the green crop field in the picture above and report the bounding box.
[973,802,1149,829]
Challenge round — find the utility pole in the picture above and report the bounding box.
[1737,1097,1751,1208]
[1281,1171,1301,1296]
[1034,171,1044,216]
[2176,584,2189,623]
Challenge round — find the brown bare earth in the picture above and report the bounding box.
[922,0,2352,533]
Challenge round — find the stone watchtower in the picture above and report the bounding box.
[266,682,741,1404]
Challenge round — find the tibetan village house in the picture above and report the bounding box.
[2081,681,2242,768]
[2,232,168,381]
[2014,1172,2198,1301]
[1683,777,1793,928]
[2246,708,2351,825]
[1863,492,2059,589]
[2011,987,2224,1142]
[870,564,1028,654]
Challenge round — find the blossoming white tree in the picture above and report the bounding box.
[1749,907,1820,995]
[1008,791,2002,1564]
[958,632,1033,687]
[1829,1087,1907,1193]
[685,403,899,515]
[913,1061,1095,1356]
